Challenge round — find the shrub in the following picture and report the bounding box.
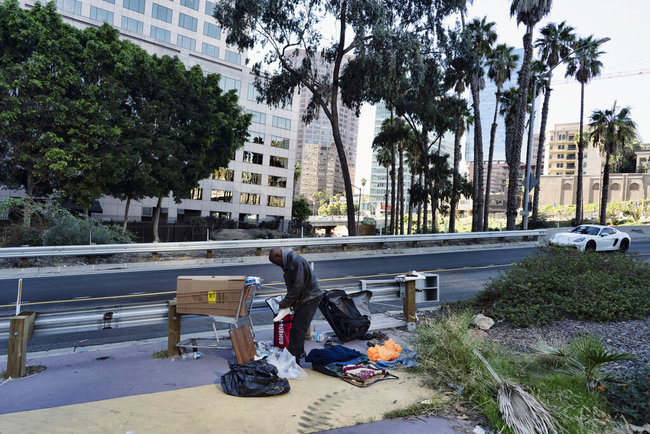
[471,246,650,327]
[604,367,650,424]
[43,214,132,245]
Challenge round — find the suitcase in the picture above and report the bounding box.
[318,290,372,343]
[273,314,293,349]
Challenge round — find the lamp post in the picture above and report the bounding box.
[522,37,610,229]
[352,184,362,235]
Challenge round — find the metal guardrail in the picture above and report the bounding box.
[0,230,546,260]
[0,283,407,339]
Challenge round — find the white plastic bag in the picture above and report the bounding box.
[266,348,307,380]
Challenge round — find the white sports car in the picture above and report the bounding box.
[549,224,631,252]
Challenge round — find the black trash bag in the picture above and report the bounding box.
[220,359,290,397]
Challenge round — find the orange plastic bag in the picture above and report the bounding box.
[367,338,402,362]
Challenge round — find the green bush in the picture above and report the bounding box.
[42,214,131,245]
[604,367,650,424]
[471,246,650,327]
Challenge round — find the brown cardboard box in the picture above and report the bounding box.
[176,276,248,317]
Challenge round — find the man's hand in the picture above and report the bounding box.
[279,301,288,309]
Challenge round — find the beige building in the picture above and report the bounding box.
[545,123,601,177]
[635,143,650,172]
[538,173,650,206]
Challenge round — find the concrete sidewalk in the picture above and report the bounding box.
[0,324,478,433]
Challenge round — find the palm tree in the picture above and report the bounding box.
[589,103,637,225]
[531,21,575,224]
[565,35,605,225]
[506,0,552,230]
[465,17,497,232]
[405,136,420,234]
[375,145,392,234]
[483,43,519,231]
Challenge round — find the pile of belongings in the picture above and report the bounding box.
[367,337,420,369]
[221,360,290,397]
[306,345,398,387]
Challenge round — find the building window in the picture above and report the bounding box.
[243,151,263,165]
[224,49,241,64]
[240,192,260,205]
[558,144,565,150]
[201,42,219,58]
[142,207,153,217]
[121,16,144,34]
[556,163,564,168]
[268,175,287,188]
[220,76,240,93]
[272,116,291,130]
[205,0,215,14]
[150,25,171,43]
[557,154,564,159]
[180,0,198,9]
[177,34,196,50]
[267,195,286,207]
[241,171,262,185]
[269,155,288,168]
[123,0,145,13]
[247,109,266,125]
[152,3,172,22]
[57,0,82,14]
[270,136,289,149]
[178,13,197,31]
[104,0,115,3]
[189,187,203,200]
[250,132,265,144]
[247,83,260,102]
[90,6,113,23]
[203,22,220,39]
[211,189,233,202]
[212,168,234,181]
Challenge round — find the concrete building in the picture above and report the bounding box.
[294,53,358,204]
[544,123,601,177]
[15,0,300,227]
[635,143,650,172]
[538,173,650,207]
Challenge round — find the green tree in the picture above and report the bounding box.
[375,146,393,232]
[589,104,637,225]
[506,0,553,230]
[292,197,311,223]
[531,21,575,224]
[565,35,606,225]
[484,43,519,231]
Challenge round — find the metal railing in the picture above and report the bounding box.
[0,283,406,339]
[0,229,546,261]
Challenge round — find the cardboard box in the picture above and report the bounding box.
[176,276,248,317]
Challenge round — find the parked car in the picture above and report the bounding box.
[549,224,631,252]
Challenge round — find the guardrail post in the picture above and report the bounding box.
[256,248,262,256]
[300,246,306,254]
[411,241,417,248]
[403,281,416,332]
[168,300,181,357]
[20,258,28,268]
[379,242,385,250]
[206,250,213,259]
[341,244,348,252]
[88,255,96,265]
[5,312,36,379]
[152,252,158,261]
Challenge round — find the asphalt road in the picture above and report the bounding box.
[2,241,649,353]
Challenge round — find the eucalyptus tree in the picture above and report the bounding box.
[464,17,497,232]
[589,104,637,225]
[531,21,575,224]
[506,0,553,230]
[565,35,605,225]
[483,43,519,230]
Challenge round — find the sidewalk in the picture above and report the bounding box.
[0,319,478,433]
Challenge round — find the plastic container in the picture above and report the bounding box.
[180,351,201,361]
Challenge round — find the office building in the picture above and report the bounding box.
[544,123,601,177]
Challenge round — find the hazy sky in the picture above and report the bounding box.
[355,0,650,185]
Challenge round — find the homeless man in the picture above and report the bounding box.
[269,248,323,364]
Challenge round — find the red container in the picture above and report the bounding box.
[273,314,293,349]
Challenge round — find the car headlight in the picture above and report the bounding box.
[573,237,585,242]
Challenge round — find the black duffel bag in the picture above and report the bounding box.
[220,359,290,397]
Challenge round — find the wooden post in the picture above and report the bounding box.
[255,248,262,256]
[5,312,36,379]
[20,258,28,268]
[88,255,96,265]
[411,241,417,248]
[168,300,181,357]
[206,250,213,259]
[300,246,306,254]
[379,242,385,250]
[403,280,416,328]
[152,252,158,261]
[341,244,348,252]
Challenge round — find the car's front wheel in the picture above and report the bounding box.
[620,238,629,252]
[585,240,597,251]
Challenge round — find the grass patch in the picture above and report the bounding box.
[383,396,448,419]
[414,310,618,433]
[466,245,650,327]
[152,349,168,359]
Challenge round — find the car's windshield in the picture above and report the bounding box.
[570,225,600,235]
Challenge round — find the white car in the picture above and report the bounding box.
[549,224,631,252]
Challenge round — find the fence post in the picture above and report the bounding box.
[403,280,416,332]
[168,300,181,357]
[5,312,36,379]
[206,250,213,259]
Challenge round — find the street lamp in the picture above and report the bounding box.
[522,37,610,229]
[352,184,362,235]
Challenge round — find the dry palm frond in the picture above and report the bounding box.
[474,349,557,434]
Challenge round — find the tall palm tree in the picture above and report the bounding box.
[464,17,497,232]
[375,145,392,234]
[531,21,575,224]
[565,35,605,225]
[589,104,637,225]
[506,0,552,230]
[483,43,519,231]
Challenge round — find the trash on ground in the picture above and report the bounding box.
[367,338,402,362]
[220,359,290,397]
[266,347,307,380]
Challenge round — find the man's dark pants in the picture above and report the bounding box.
[288,295,322,363]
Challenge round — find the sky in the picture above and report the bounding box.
[355,0,650,186]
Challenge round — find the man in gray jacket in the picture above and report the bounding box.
[269,247,323,363]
